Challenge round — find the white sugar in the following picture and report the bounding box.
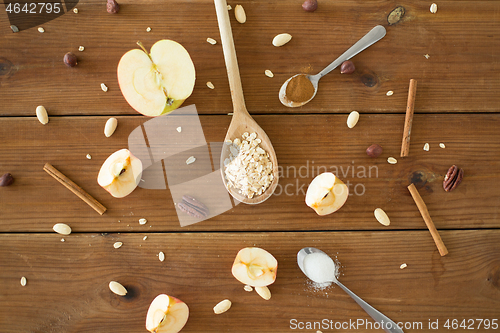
[303,252,337,284]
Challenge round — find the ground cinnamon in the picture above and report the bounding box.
[285,74,315,103]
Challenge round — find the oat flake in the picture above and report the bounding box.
[86,154,92,159]
[38,27,45,33]
[206,37,217,45]
[113,242,123,249]
[206,81,215,89]
[143,236,148,241]
[101,83,108,92]
[387,157,398,164]
[146,27,151,32]
[423,143,430,151]
[186,156,196,165]
[386,90,394,96]
[79,46,85,52]
[139,218,147,225]
[20,276,27,286]
[159,251,165,262]
[400,263,408,269]
[176,127,182,133]
[73,8,78,13]
[439,143,446,148]
[265,69,274,78]
[424,54,430,59]
[244,285,253,292]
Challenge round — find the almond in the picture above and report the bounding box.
[104,117,118,137]
[255,286,271,300]
[235,5,246,23]
[374,208,391,226]
[213,299,231,314]
[36,105,49,125]
[109,281,127,296]
[272,33,292,47]
[346,111,359,128]
[53,223,71,235]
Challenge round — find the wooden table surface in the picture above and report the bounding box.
[1,0,499,332]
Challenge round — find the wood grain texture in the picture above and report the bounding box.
[0,114,499,232]
[1,230,498,332]
[0,1,499,115]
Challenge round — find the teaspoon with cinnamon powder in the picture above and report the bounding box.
[279,25,386,107]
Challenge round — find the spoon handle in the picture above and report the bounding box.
[214,0,248,115]
[317,25,386,78]
[335,280,404,333]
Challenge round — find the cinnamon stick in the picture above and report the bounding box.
[407,183,448,256]
[43,163,107,215]
[400,79,418,157]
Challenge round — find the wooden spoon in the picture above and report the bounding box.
[214,0,279,204]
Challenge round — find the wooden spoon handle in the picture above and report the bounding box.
[214,0,248,115]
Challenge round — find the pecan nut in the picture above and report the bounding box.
[178,195,209,218]
[443,165,464,192]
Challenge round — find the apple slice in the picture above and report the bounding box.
[97,149,142,198]
[305,172,348,216]
[232,247,278,287]
[146,294,189,333]
[117,40,196,117]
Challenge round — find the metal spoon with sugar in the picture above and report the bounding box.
[280,25,387,107]
[297,247,404,333]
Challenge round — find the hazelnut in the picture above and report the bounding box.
[366,144,383,158]
[340,60,355,74]
[63,52,78,67]
[302,0,318,12]
[107,0,120,14]
[0,173,14,186]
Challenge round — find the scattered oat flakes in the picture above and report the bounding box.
[159,251,165,262]
[244,285,253,292]
[206,37,217,45]
[439,143,446,148]
[101,83,108,92]
[139,218,147,225]
[224,132,273,199]
[38,27,45,33]
[387,157,398,164]
[424,54,430,59]
[386,90,394,96]
[73,8,78,13]
[143,236,148,241]
[86,154,92,159]
[146,27,151,32]
[423,143,430,151]
[400,263,408,269]
[113,242,123,249]
[61,238,65,242]
[186,156,196,165]
[206,81,215,89]
[176,127,182,133]
[78,46,85,52]
[227,4,232,10]
[265,69,274,78]
[19,276,27,286]
[430,3,437,13]
[10,25,19,33]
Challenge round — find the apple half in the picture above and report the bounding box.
[146,294,189,333]
[305,172,349,216]
[232,247,278,287]
[97,149,142,198]
[117,40,196,117]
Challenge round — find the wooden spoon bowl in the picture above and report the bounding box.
[215,0,279,204]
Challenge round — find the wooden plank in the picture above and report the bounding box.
[0,114,499,232]
[1,230,498,332]
[0,1,499,115]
